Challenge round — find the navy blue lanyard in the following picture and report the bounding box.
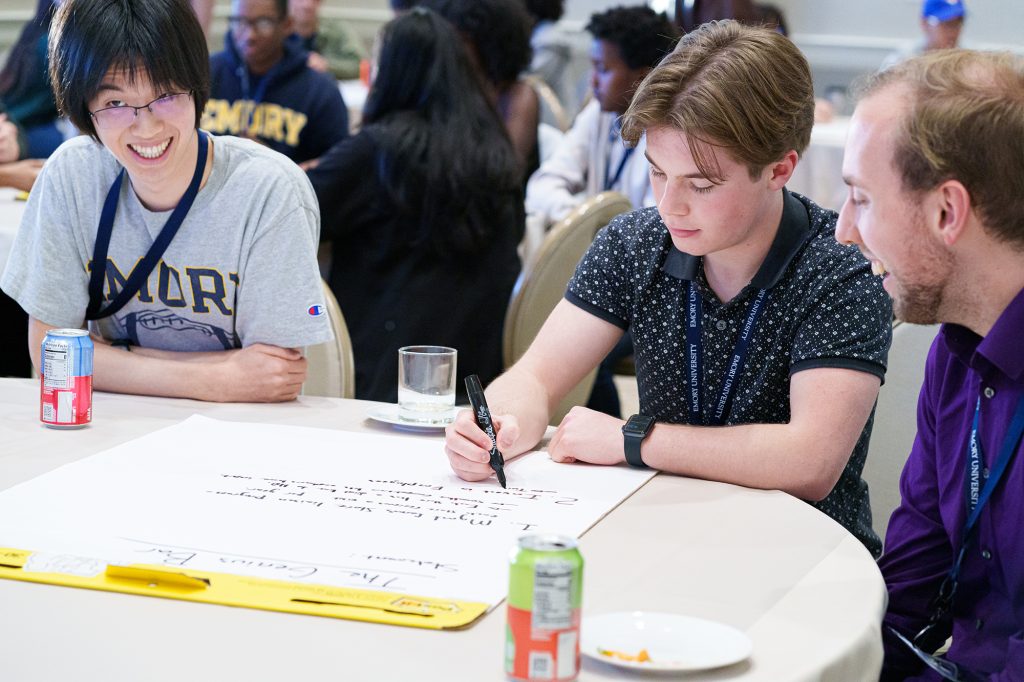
[241,65,278,134]
[604,146,634,191]
[86,131,209,321]
[959,392,1024,562]
[683,280,770,426]
[905,390,1024,669]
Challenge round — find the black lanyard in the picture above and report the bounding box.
[683,280,770,426]
[86,131,209,321]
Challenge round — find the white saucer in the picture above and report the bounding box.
[581,611,752,672]
[366,405,457,430]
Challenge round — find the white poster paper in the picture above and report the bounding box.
[0,416,654,607]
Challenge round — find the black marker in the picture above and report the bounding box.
[464,374,507,488]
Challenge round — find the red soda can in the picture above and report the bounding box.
[40,329,94,428]
[506,534,583,681]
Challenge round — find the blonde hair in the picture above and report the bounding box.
[857,50,1024,246]
[621,20,814,181]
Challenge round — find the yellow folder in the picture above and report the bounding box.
[0,546,489,630]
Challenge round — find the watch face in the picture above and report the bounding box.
[624,415,655,435]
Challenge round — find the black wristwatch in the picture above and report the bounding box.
[622,414,656,468]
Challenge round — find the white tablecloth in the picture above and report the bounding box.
[0,378,886,681]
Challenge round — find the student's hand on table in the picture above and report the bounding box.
[0,115,20,164]
[306,51,329,73]
[215,344,307,402]
[0,159,44,192]
[548,406,626,466]
[445,409,521,482]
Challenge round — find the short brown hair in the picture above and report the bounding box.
[856,50,1024,246]
[621,20,814,181]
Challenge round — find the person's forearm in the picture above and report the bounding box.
[641,421,850,501]
[484,365,554,456]
[90,342,223,400]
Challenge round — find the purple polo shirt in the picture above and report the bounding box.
[879,286,1024,680]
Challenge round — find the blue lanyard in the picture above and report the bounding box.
[85,131,209,321]
[604,146,634,191]
[683,280,770,426]
[961,392,1024,548]
[240,65,278,134]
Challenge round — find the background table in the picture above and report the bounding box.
[788,116,851,212]
[0,378,885,681]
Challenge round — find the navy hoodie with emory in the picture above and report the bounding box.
[204,33,348,163]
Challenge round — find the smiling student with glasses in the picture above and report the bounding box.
[0,0,333,403]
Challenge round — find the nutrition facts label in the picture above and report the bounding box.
[43,347,70,389]
[531,561,574,631]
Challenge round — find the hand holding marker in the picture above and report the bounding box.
[464,374,507,488]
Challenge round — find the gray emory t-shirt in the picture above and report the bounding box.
[1,133,333,351]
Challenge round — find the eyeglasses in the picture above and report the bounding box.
[89,92,193,130]
[227,16,282,34]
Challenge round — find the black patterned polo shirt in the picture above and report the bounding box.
[566,190,893,556]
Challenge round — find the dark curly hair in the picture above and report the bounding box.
[523,0,564,23]
[419,0,532,88]
[586,6,678,71]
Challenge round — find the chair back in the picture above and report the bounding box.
[524,74,572,132]
[504,192,632,424]
[863,321,939,538]
[303,279,356,399]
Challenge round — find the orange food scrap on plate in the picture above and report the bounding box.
[597,647,651,662]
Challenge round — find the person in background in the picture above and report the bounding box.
[880,0,965,71]
[445,21,892,557]
[0,0,66,158]
[754,3,788,35]
[189,0,215,37]
[389,0,418,15]
[837,49,1024,680]
[525,6,678,417]
[525,5,677,227]
[288,0,368,81]
[524,0,579,117]
[420,0,539,183]
[0,104,41,380]
[1,0,332,402]
[307,8,523,404]
[203,0,348,164]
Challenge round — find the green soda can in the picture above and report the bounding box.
[505,534,583,681]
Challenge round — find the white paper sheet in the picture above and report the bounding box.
[0,415,655,606]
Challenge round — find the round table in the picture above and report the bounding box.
[0,378,885,681]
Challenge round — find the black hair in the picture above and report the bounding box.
[523,0,564,23]
[362,8,521,255]
[48,0,210,140]
[0,0,57,97]
[419,0,532,89]
[586,6,678,70]
[389,0,420,11]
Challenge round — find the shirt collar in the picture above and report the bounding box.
[942,285,1024,382]
[661,189,811,288]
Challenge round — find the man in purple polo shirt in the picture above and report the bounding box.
[837,49,1024,679]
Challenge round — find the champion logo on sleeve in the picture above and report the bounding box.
[307,304,326,317]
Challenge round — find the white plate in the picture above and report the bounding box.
[366,405,458,430]
[581,611,752,672]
